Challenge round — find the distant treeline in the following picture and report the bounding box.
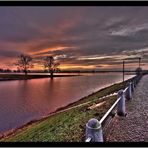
[0,68,12,73]
[0,68,145,73]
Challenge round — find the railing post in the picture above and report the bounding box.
[126,83,132,100]
[117,90,126,116]
[86,118,103,142]
[133,80,136,88]
[135,75,139,84]
[131,82,134,92]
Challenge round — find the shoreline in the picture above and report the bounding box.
[0,82,117,138]
[0,76,136,141]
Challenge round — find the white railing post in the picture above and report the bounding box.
[125,83,132,100]
[117,90,126,116]
[131,82,134,92]
[85,118,103,142]
[133,80,136,88]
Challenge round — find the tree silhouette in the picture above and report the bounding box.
[16,54,33,75]
[43,56,60,77]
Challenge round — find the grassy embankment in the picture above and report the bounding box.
[0,77,135,142]
[0,74,80,81]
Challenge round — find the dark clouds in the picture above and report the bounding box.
[0,7,148,69]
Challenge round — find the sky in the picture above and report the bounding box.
[0,6,148,70]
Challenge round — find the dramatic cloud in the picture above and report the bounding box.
[0,6,148,70]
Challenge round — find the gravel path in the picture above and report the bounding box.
[105,75,148,142]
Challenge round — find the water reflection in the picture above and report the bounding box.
[0,73,134,133]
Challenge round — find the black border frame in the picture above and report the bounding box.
[0,1,148,147]
[0,1,148,6]
[0,141,146,147]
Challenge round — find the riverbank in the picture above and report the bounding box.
[0,76,135,142]
[0,74,81,81]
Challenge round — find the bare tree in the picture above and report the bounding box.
[43,56,60,77]
[16,54,33,75]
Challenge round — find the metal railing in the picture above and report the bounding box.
[85,74,142,142]
[85,137,92,142]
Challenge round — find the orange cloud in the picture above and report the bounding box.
[30,46,72,58]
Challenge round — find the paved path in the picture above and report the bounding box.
[105,75,148,142]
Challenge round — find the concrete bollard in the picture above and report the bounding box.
[131,82,134,92]
[86,118,103,142]
[135,76,140,84]
[126,83,132,100]
[133,81,136,88]
[134,77,137,84]
[117,90,126,116]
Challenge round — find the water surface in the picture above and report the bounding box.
[0,73,134,133]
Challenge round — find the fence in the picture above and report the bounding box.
[85,74,142,142]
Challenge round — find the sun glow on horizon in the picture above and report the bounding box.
[58,64,96,70]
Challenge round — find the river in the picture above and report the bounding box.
[0,73,134,134]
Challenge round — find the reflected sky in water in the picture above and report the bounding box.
[0,73,134,133]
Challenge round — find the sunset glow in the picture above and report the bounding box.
[0,7,148,71]
[59,64,96,70]
[0,5,147,143]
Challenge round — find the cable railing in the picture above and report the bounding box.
[85,74,142,142]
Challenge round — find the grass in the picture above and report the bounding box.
[0,96,117,142]
[0,77,135,142]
